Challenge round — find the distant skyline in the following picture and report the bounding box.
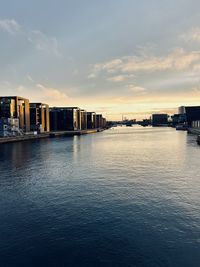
[1,0,200,119]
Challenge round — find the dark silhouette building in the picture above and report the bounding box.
[171,114,187,127]
[93,113,97,129]
[185,106,200,127]
[50,107,80,131]
[30,103,50,132]
[152,114,168,126]
[87,112,96,129]
[80,110,87,130]
[0,96,30,132]
[96,114,103,129]
[178,106,186,115]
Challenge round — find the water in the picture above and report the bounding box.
[0,126,200,267]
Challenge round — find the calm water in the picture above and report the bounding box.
[0,126,200,267]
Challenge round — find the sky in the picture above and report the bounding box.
[1,0,200,120]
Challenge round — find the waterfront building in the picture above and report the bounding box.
[80,110,87,130]
[185,106,200,127]
[96,114,103,129]
[191,120,200,128]
[30,103,50,132]
[0,118,21,137]
[0,96,30,132]
[50,107,81,131]
[76,109,82,130]
[171,114,187,127]
[151,114,168,126]
[93,113,97,129]
[171,114,180,127]
[87,112,96,129]
[178,106,186,115]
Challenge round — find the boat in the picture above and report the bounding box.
[175,124,188,131]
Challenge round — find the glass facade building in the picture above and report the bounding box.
[30,103,50,132]
[50,107,81,131]
[0,96,30,132]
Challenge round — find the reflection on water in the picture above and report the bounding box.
[0,126,199,267]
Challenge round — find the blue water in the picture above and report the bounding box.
[0,126,200,267]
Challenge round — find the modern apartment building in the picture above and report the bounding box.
[80,110,87,130]
[87,112,96,129]
[30,103,50,132]
[50,107,81,131]
[96,114,103,129]
[0,96,30,132]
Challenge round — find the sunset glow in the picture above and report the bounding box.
[1,1,200,119]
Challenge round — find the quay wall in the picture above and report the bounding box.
[187,128,200,135]
[0,129,101,144]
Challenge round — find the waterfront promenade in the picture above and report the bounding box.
[0,129,102,144]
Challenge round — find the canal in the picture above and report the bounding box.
[0,126,199,266]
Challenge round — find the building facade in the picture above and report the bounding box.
[191,120,200,128]
[93,113,97,129]
[151,114,168,126]
[30,103,50,132]
[185,106,200,127]
[171,114,187,127]
[50,107,81,131]
[80,110,87,130]
[178,106,186,115]
[0,96,30,132]
[96,114,103,129]
[87,112,96,129]
[0,118,21,137]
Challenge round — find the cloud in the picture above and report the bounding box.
[26,74,34,82]
[181,27,200,43]
[36,84,69,102]
[28,30,61,57]
[172,48,200,70]
[0,18,61,56]
[88,73,96,79]
[0,19,21,35]
[98,59,123,72]
[89,48,200,78]
[127,85,147,96]
[107,74,134,82]
[107,75,126,82]
[88,59,123,79]
[193,64,200,72]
